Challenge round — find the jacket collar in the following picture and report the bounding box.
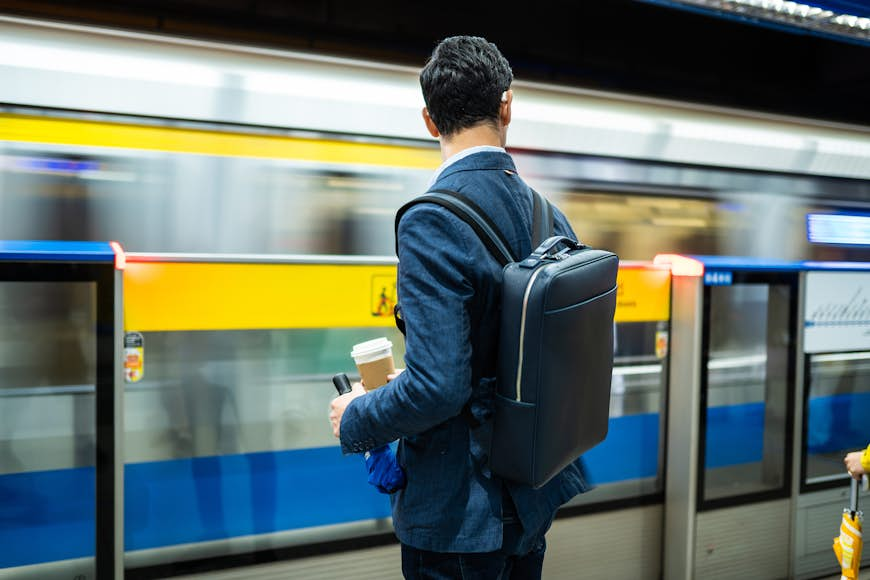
[430,149,518,188]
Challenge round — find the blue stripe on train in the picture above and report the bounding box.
[0,468,96,567]
[0,414,659,568]
[806,392,870,454]
[2,392,868,568]
[703,392,870,467]
[583,412,659,484]
[0,448,391,568]
[705,402,765,467]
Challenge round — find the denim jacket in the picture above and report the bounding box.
[339,150,591,553]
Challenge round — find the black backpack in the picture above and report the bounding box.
[395,189,618,488]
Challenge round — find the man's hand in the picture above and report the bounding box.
[329,382,366,438]
[387,368,405,382]
[845,450,867,480]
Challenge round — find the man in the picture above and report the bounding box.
[329,36,590,579]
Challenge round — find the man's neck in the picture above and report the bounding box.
[440,125,504,161]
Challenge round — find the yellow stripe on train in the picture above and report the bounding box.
[124,261,399,332]
[124,261,670,332]
[0,114,440,169]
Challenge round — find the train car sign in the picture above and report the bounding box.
[614,265,671,323]
[704,271,733,286]
[804,271,870,353]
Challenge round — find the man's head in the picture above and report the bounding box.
[419,36,514,140]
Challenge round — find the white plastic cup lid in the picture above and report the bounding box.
[351,337,393,362]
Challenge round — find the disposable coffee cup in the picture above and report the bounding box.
[351,337,395,391]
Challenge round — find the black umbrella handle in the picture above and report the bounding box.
[332,373,353,396]
[851,474,869,516]
[851,476,858,515]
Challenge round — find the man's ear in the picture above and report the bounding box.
[422,107,440,138]
[500,89,513,128]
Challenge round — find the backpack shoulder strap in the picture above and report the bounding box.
[394,189,516,267]
[531,189,554,247]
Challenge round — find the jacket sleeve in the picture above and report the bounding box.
[339,204,476,455]
[862,444,870,471]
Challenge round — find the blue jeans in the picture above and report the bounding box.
[400,518,546,580]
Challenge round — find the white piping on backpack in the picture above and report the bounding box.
[516,268,544,402]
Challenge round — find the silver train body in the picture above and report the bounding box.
[0,15,869,580]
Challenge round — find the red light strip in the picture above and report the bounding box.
[109,241,126,270]
[653,254,704,277]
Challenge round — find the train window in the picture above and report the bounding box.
[0,146,431,255]
[122,326,406,555]
[700,278,795,506]
[803,351,870,487]
[543,190,721,261]
[567,319,668,506]
[0,281,97,575]
[5,129,870,263]
[123,328,408,462]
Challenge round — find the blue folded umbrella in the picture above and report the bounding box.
[331,373,405,494]
[364,445,406,494]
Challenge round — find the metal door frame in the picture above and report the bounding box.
[0,244,124,579]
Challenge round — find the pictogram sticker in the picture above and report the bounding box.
[371,275,397,318]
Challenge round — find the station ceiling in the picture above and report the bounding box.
[644,0,870,44]
[806,0,870,17]
[0,0,868,128]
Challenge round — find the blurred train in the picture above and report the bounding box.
[2,18,870,261]
[1,14,869,580]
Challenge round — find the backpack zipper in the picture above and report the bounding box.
[515,267,544,402]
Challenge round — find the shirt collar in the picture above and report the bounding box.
[427,145,507,189]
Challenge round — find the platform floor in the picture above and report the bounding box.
[172,547,848,580]
[176,561,852,580]
[169,505,852,580]
[175,542,402,580]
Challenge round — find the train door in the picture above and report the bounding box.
[793,267,870,578]
[659,256,799,580]
[0,241,123,580]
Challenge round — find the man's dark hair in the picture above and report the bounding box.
[420,36,514,137]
